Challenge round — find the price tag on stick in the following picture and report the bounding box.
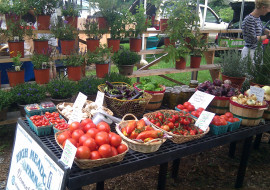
[188,90,215,109]
[195,111,215,131]
[249,86,265,102]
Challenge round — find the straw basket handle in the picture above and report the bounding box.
[121,114,138,122]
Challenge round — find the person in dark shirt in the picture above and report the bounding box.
[242,0,270,59]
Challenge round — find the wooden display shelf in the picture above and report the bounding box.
[0,55,67,64]
[128,64,220,78]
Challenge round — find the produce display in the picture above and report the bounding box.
[29,115,50,127]
[246,85,270,101]
[211,112,239,126]
[40,102,55,108]
[231,94,264,106]
[135,79,163,92]
[176,102,205,118]
[25,104,40,111]
[44,112,69,131]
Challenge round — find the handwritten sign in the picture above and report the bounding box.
[188,90,215,109]
[60,140,77,168]
[73,92,87,110]
[250,86,265,102]
[95,91,105,108]
[195,111,215,131]
[68,108,82,124]
[6,123,65,190]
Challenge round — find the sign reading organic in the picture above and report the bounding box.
[188,90,215,109]
[6,123,65,190]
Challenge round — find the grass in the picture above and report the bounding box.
[86,44,220,87]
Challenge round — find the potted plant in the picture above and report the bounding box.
[83,17,105,52]
[31,48,53,84]
[126,5,149,52]
[6,52,24,87]
[47,77,78,104]
[0,90,12,121]
[63,51,85,81]
[86,45,111,78]
[62,1,80,29]
[28,0,59,30]
[112,49,140,75]
[218,49,248,90]
[50,18,78,55]
[33,36,50,54]
[0,19,33,58]
[10,83,46,116]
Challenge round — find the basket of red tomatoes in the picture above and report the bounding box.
[116,114,166,153]
[55,119,129,169]
[143,110,209,144]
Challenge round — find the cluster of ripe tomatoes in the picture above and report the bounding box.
[57,119,128,160]
[211,112,240,126]
[29,115,50,127]
[44,112,68,130]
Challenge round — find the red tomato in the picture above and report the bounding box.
[117,144,128,154]
[108,132,118,138]
[176,104,185,110]
[81,118,93,128]
[57,132,70,145]
[109,134,122,147]
[197,107,204,112]
[83,137,97,151]
[191,111,197,117]
[182,109,189,113]
[76,146,91,159]
[183,102,191,109]
[96,122,111,133]
[220,118,227,126]
[86,128,99,139]
[233,118,240,122]
[78,134,91,146]
[95,131,110,146]
[72,129,85,142]
[83,123,97,133]
[90,151,101,160]
[98,144,113,158]
[225,112,233,118]
[220,115,228,121]
[69,122,82,132]
[63,138,78,148]
[187,105,195,112]
[111,146,118,156]
[227,117,234,123]
[161,125,170,131]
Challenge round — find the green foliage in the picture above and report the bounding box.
[103,72,131,84]
[86,45,111,64]
[112,49,140,66]
[78,76,104,95]
[63,51,85,67]
[83,18,105,39]
[218,49,247,78]
[11,83,46,104]
[0,0,29,15]
[11,52,23,71]
[28,0,59,15]
[31,51,52,69]
[47,77,78,99]
[50,18,78,40]
[0,90,12,110]
[219,7,233,23]
[164,44,190,63]
[136,78,162,91]
[61,1,80,17]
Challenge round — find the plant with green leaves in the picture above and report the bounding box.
[188,30,208,56]
[86,45,112,64]
[164,44,191,64]
[11,52,23,71]
[78,76,105,95]
[50,18,78,40]
[83,18,105,39]
[28,0,59,15]
[11,83,46,104]
[103,72,132,84]
[47,77,78,99]
[112,49,140,66]
[0,0,29,16]
[63,51,86,67]
[0,90,12,111]
[31,50,52,69]
[61,1,80,17]
[218,49,248,78]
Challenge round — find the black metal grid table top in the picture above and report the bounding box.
[23,118,270,189]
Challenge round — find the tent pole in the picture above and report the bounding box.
[239,0,245,38]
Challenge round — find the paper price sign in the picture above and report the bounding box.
[68,108,82,124]
[95,91,105,108]
[195,111,215,131]
[188,90,215,109]
[250,86,265,102]
[60,139,77,168]
[73,92,87,109]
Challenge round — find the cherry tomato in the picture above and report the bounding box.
[98,144,113,158]
[225,112,234,118]
[76,146,91,159]
[69,122,82,132]
[86,128,99,139]
[90,151,101,160]
[96,122,111,133]
[95,131,110,146]
[72,129,84,142]
[83,137,97,151]
[161,125,170,131]
[109,134,122,147]
[117,144,128,154]
[81,118,93,128]
[83,123,97,133]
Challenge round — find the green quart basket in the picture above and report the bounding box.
[24,104,42,117]
[210,123,230,135]
[26,115,53,136]
[227,117,242,132]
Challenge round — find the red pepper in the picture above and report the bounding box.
[126,120,137,135]
[136,130,164,141]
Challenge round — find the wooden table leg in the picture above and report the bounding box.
[96,181,104,190]
[157,162,168,190]
[171,159,181,181]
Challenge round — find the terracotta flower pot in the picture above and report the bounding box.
[222,74,246,90]
[118,65,134,75]
[160,18,168,32]
[86,39,100,52]
[8,41,24,58]
[60,40,75,55]
[190,56,201,68]
[96,63,109,78]
[7,70,25,87]
[107,39,120,53]
[37,15,51,30]
[65,16,78,28]
[175,58,186,70]
[67,66,82,81]
[34,69,50,84]
[33,40,49,54]
[97,17,108,30]
[129,38,142,52]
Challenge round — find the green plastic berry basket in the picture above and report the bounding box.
[210,123,230,135]
[26,115,53,136]
[24,104,42,116]
[227,117,242,132]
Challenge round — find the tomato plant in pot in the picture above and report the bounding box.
[50,17,78,55]
[83,17,105,52]
[112,49,140,75]
[63,51,85,81]
[0,90,12,121]
[61,1,80,29]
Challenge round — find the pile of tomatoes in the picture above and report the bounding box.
[121,119,164,143]
[29,115,51,127]
[147,111,204,136]
[45,112,68,130]
[211,112,240,126]
[57,119,128,160]
[176,102,205,118]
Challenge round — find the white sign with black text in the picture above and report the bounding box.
[249,86,265,102]
[95,91,105,108]
[188,90,215,109]
[68,92,87,124]
[60,140,77,168]
[195,111,215,131]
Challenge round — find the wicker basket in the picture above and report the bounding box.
[229,98,268,126]
[133,83,165,110]
[115,114,166,153]
[143,110,210,144]
[263,100,270,120]
[55,130,129,169]
[98,82,152,118]
[207,96,230,114]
